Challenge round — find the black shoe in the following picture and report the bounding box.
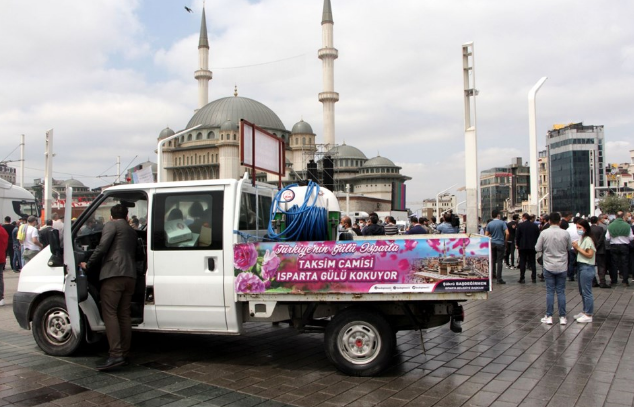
[497,280,506,284]
[600,283,611,289]
[518,279,525,284]
[569,278,575,282]
[96,357,126,371]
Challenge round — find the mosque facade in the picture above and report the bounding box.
[158,0,410,209]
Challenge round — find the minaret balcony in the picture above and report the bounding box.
[318,47,339,59]
[195,69,213,80]
[319,92,339,102]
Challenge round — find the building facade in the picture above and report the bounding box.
[538,150,549,214]
[0,164,16,184]
[480,158,530,219]
[547,123,605,215]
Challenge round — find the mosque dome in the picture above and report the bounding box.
[220,119,238,132]
[291,120,314,135]
[363,156,397,167]
[61,179,85,188]
[326,143,367,159]
[187,96,287,132]
[158,126,175,140]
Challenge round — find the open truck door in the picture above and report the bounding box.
[62,186,82,337]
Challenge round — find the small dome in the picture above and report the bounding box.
[61,179,85,187]
[363,156,397,167]
[220,119,238,132]
[291,120,313,135]
[326,143,367,159]
[158,126,175,140]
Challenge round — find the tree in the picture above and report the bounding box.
[598,195,632,215]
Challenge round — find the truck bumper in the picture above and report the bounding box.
[13,291,38,330]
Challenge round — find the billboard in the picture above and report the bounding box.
[234,236,491,295]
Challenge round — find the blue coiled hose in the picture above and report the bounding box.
[267,181,329,241]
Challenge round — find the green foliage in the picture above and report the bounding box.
[598,195,632,215]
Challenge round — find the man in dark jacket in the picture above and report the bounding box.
[590,216,608,288]
[405,216,428,235]
[361,214,385,236]
[80,204,137,371]
[516,213,540,283]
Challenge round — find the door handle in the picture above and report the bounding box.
[207,258,215,271]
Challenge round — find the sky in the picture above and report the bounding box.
[1,0,633,211]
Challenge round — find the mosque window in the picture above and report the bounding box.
[187,134,192,141]
[233,134,237,141]
[221,134,223,140]
[207,152,210,163]
[208,131,215,139]
[216,154,218,162]
[302,137,306,145]
[196,133,203,140]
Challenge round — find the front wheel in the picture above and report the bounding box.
[324,308,394,376]
[32,296,84,356]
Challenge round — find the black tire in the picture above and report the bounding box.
[324,308,394,376]
[32,295,84,356]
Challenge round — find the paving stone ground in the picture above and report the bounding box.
[1,266,633,407]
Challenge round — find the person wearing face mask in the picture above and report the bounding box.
[572,219,596,323]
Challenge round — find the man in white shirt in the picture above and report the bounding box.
[52,213,64,243]
[23,216,43,264]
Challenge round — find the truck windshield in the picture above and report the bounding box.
[12,200,38,217]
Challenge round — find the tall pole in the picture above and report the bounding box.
[462,42,478,234]
[44,129,54,221]
[20,134,25,187]
[528,77,547,215]
[116,156,121,184]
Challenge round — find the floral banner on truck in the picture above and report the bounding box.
[234,236,491,294]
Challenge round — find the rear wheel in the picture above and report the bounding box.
[32,296,84,356]
[324,308,394,376]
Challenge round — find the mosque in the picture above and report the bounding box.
[158,0,410,213]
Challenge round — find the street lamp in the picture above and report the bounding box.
[436,184,457,219]
[463,42,479,234]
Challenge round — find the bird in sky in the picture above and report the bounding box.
[184,6,193,13]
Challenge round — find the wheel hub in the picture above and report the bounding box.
[339,323,381,365]
[45,309,71,343]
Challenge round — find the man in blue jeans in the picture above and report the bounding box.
[486,209,509,284]
[535,212,572,325]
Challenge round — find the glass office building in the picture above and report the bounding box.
[547,123,604,215]
[480,158,530,219]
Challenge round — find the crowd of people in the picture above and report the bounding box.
[339,210,461,238]
[485,209,634,325]
[0,214,64,307]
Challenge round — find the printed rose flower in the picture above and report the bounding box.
[235,272,266,293]
[234,243,258,271]
[263,279,272,288]
[404,240,418,252]
[261,250,281,280]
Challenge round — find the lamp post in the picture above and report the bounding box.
[156,125,202,182]
[528,77,547,215]
[436,184,457,220]
[463,42,479,234]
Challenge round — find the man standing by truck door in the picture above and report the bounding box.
[80,204,137,371]
[486,210,509,284]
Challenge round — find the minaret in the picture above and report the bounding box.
[195,6,213,110]
[318,0,339,147]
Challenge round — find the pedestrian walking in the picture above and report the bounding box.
[505,214,518,269]
[22,216,42,265]
[572,219,596,323]
[516,213,540,283]
[536,212,571,325]
[2,217,15,270]
[485,209,509,284]
[79,204,138,371]
[590,216,609,288]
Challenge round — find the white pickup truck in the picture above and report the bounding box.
[13,176,490,376]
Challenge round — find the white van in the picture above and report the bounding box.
[13,177,485,376]
[0,179,38,221]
